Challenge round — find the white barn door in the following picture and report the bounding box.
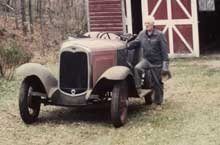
[141,0,200,57]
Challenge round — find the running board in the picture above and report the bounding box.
[31,92,47,98]
[138,89,152,98]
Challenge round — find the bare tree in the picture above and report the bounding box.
[14,0,19,29]
[39,0,43,32]
[21,0,27,35]
[0,1,14,11]
[29,0,34,34]
[0,0,88,56]
[0,64,3,78]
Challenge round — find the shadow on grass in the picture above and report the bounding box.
[36,101,153,127]
[38,103,112,126]
[35,99,177,127]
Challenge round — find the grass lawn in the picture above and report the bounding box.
[0,55,220,145]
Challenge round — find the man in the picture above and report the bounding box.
[128,16,170,110]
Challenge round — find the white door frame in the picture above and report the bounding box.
[122,0,133,33]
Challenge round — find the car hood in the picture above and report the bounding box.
[61,38,126,52]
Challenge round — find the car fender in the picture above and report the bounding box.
[16,63,58,97]
[98,66,132,81]
[91,66,138,97]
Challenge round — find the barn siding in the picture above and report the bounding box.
[88,0,123,32]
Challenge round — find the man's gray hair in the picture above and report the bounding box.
[145,16,155,24]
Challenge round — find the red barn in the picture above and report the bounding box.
[87,0,220,57]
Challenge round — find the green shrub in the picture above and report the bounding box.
[0,27,7,33]
[0,40,32,80]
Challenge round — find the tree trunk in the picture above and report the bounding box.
[6,0,11,12]
[0,64,3,78]
[29,0,34,34]
[14,0,19,29]
[36,0,39,17]
[39,0,43,32]
[21,0,27,35]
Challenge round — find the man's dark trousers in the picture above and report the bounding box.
[134,59,163,105]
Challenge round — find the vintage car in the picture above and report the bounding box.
[17,32,156,127]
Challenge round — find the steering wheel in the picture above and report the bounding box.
[99,32,111,39]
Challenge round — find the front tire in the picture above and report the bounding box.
[111,80,128,128]
[19,79,41,124]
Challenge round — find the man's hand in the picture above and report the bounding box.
[161,61,171,80]
[127,40,140,50]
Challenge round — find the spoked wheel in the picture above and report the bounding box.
[111,80,129,128]
[19,79,41,124]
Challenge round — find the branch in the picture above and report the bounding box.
[0,2,15,12]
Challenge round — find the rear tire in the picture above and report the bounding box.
[19,79,41,124]
[111,80,128,128]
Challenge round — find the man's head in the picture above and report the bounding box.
[144,16,155,32]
